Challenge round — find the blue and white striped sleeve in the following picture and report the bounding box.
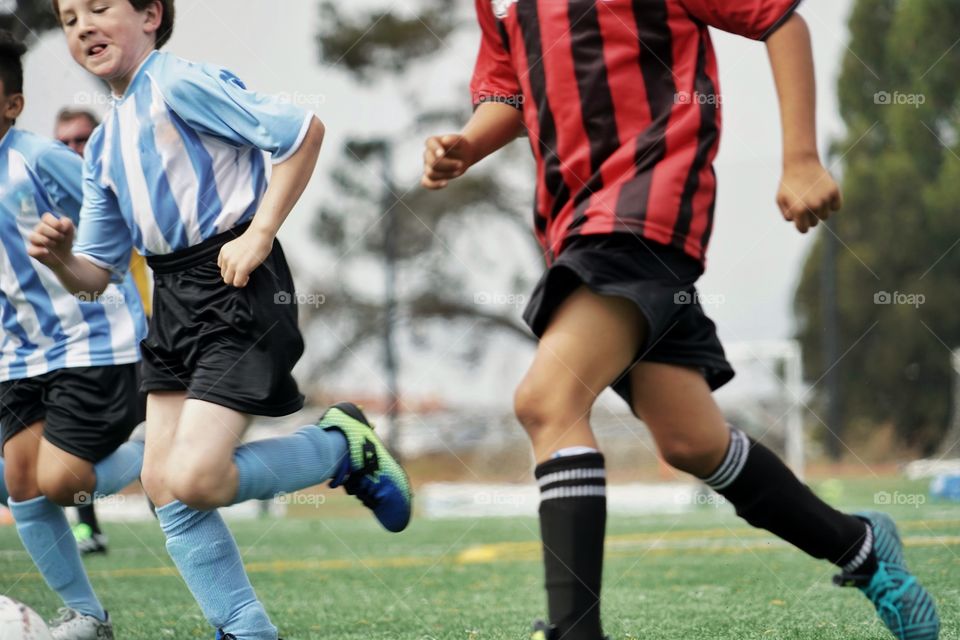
[34,142,84,222]
[155,57,315,164]
[73,163,133,282]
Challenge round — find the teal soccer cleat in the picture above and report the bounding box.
[834,511,940,640]
[320,402,412,532]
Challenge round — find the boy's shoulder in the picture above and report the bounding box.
[4,129,73,171]
[144,50,247,98]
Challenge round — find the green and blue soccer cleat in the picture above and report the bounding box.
[320,402,412,533]
[834,511,940,640]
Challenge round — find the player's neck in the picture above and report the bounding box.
[108,47,156,98]
[0,122,12,143]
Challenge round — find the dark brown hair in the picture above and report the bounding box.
[0,30,27,95]
[51,0,175,50]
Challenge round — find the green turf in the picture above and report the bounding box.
[1,479,957,639]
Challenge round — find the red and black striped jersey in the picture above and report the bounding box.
[470,0,801,265]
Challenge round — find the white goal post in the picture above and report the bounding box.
[716,340,806,480]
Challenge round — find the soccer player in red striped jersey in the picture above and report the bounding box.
[422,1,939,639]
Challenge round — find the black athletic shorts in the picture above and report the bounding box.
[523,233,735,409]
[141,223,305,417]
[0,363,141,463]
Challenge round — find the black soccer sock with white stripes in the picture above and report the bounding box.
[703,428,876,575]
[536,451,607,640]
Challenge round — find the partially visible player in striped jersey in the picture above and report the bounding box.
[0,31,148,640]
[422,1,939,639]
[55,106,151,556]
[31,2,412,639]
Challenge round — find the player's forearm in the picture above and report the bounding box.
[766,14,819,166]
[250,116,325,238]
[50,255,112,297]
[460,102,525,166]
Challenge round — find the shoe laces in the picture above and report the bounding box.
[864,562,917,628]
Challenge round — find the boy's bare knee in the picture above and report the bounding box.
[657,429,728,477]
[165,459,229,510]
[36,469,88,506]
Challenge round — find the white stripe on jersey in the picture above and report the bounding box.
[0,237,56,379]
[116,99,172,256]
[213,143,256,234]
[148,76,203,245]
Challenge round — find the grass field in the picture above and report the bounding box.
[1,477,957,639]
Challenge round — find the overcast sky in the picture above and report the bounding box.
[17,1,858,406]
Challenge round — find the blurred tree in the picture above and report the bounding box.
[794,0,960,456]
[309,0,540,426]
[1,0,58,44]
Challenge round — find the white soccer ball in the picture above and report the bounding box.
[0,597,53,640]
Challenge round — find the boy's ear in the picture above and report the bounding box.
[2,93,24,123]
[142,0,164,37]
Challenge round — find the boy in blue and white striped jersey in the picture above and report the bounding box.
[32,2,412,639]
[0,31,147,640]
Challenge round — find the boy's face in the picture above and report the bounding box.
[0,79,25,131]
[57,0,161,93]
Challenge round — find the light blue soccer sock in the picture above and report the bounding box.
[0,457,8,506]
[94,439,145,497]
[231,425,347,504]
[8,496,106,620]
[157,500,277,639]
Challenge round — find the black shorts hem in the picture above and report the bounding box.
[0,405,45,452]
[183,390,305,418]
[40,431,104,465]
[522,233,735,411]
